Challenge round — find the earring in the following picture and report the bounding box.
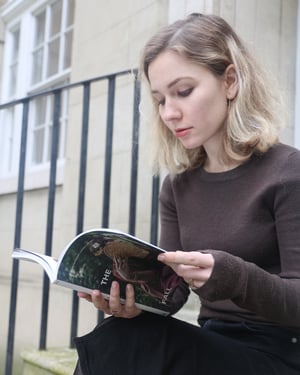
[227,98,232,110]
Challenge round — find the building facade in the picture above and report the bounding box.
[0,1,298,374]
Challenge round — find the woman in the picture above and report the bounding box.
[73,14,300,374]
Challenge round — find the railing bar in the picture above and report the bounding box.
[128,76,141,235]
[39,90,62,350]
[150,175,160,245]
[70,82,91,346]
[0,69,136,111]
[75,82,90,234]
[3,69,144,367]
[97,76,116,324]
[101,76,115,228]
[5,100,29,375]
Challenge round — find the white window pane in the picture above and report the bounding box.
[63,30,72,69]
[50,0,62,37]
[47,38,60,77]
[7,110,15,172]
[49,95,54,115]
[47,125,52,161]
[66,0,75,27]
[30,95,54,166]
[35,97,47,124]
[32,128,45,164]
[9,64,17,96]
[4,108,15,173]
[11,29,20,61]
[34,11,46,46]
[9,28,20,96]
[32,48,43,84]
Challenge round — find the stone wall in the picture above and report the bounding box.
[0,1,298,374]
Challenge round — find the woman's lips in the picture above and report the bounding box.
[175,127,192,138]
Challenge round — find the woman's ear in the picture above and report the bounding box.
[224,64,238,100]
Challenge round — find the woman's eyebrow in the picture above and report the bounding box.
[151,77,192,94]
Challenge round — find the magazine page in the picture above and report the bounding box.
[56,229,179,314]
[12,249,58,282]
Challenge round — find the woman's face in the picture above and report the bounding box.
[148,50,235,154]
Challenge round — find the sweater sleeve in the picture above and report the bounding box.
[197,250,300,326]
[197,151,300,327]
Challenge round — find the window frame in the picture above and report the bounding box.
[0,0,74,194]
[30,0,73,90]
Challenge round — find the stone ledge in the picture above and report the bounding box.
[21,348,77,375]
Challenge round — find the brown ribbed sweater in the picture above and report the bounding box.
[159,143,300,329]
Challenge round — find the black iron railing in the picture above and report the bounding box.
[2,70,160,375]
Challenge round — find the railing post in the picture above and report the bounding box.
[128,75,141,236]
[150,175,160,245]
[70,81,91,346]
[5,99,30,375]
[39,90,62,350]
[101,75,116,228]
[97,75,116,324]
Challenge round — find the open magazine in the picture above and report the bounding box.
[12,228,182,316]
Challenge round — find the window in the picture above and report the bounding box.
[0,23,21,178]
[0,0,74,191]
[9,27,20,97]
[32,0,74,85]
[28,90,68,166]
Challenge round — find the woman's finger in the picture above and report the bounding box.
[123,284,142,318]
[158,251,214,268]
[175,264,213,281]
[78,283,142,318]
[109,281,123,314]
[157,252,215,290]
[109,282,142,318]
[77,291,92,302]
[90,290,111,314]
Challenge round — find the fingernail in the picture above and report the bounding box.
[92,290,100,298]
[158,254,165,261]
[112,281,118,289]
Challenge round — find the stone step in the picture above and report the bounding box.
[21,348,77,375]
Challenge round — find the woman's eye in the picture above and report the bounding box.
[178,88,193,97]
[157,98,165,106]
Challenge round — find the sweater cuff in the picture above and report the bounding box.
[195,250,247,302]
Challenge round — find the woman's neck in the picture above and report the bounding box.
[203,158,242,173]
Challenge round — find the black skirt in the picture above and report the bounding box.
[73,313,300,375]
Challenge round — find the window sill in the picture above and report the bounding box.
[0,161,65,195]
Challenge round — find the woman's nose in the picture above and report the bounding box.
[160,100,182,123]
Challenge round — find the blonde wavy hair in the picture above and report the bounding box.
[140,13,284,174]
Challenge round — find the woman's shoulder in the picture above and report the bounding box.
[258,143,300,185]
[261,143,300,169]
[268,142,300,157]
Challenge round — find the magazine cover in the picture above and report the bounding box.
[14,229,182,315]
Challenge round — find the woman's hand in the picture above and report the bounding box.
[158,251,214,289]
[77,281,142,318]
